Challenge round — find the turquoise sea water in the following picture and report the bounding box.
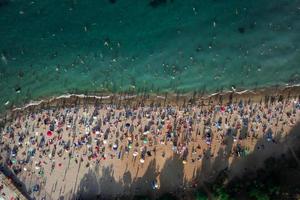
[0,0,299,111]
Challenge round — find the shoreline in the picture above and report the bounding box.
[1,84,300,124]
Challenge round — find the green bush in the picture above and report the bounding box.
[215,187,230,200]
[196,191,208,200]
[249,188,269,200]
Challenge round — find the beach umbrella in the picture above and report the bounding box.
[133,151,138,157]
[113,144,118,150]
[47,131,53,137]
[151,180,159,190]
[39,170,44,176]
[32,184,40,192]
[167,124,172,130]
[143,131,149,135]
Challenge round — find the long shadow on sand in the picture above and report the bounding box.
[74,159,159,200]
[192,121,300,199]
[223,122,300,199]
[71,120,300,199]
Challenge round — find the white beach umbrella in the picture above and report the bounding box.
[133,151,138,157]
[143,131,149,135]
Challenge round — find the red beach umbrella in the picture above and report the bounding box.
[47,131,53,137]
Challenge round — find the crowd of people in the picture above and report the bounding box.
[0,95,299,198]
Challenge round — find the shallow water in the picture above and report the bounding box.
[0,0,299,111]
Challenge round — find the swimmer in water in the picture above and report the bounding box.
[1,52,7,65]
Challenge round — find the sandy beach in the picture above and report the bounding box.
[1,0,300,199]
[0,86,299,199]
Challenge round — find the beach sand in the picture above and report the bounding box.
[0,86,299,199]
